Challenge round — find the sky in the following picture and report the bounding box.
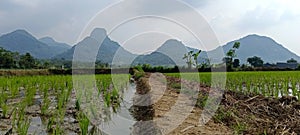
[0,0,299,55]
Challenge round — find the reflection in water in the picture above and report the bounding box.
[99,83,136,134]
[100,82,161,135]
[28,117,47,135]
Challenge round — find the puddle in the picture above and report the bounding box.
[100,80,162,135]
[99,83,136,135]
[28,117,47,135]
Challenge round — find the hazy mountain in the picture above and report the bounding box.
[132,39,194,66]
[39,37,71,54]
[0,30,71,59]
[55,28,136,65]
[208,34,300,64]
[133,34,300,66]
[1,29,298,65]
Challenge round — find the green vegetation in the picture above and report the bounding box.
[183,50,203,69]
[0,74,129,134]
[223,42,240,69]
[133,65,146,79]
[77,112,90,135]
[166,71,300,98]
[0,47,36,69]
[247,56,264,67]
[0,47,111,70]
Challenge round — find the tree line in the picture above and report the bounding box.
[0,47,36,69]
[0,47,109,69]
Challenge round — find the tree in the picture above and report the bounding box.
[19,53,36,69]
[0,52,14,68]
[192,50,201,68]
[0,47,15,68]
[287,58,297,63]
[183,50,202,69]
[183,51,194,69]
[247,56,264,67]
[233,59,240,68]
[224,42,240,69]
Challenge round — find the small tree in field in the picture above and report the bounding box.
[183,51,194,69]
[183,50,202,69]
[224,42,240,69]
[192,50,201,68]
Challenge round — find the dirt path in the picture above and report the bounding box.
[135,73,232,135]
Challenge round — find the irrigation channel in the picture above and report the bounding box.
[0,77,161,135]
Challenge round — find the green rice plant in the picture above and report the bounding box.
[41,96,50,115]
[291,79,297,97]
[14,103,30,135]
[47,117,55,132]
[1,103,8,118]
[53,125,64,135]
[77,112,90,135]
[166,71,300,99]
[0,91,8,118]
[56,92,67,123]
[75,99,81,111]
[25,85,36,106]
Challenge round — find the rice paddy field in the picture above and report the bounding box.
[166,71,300,99]
[0,74,129,135]
[1,71,300,134]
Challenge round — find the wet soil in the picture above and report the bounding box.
[0,89,80,135]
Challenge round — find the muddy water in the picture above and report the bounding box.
[0,81,158,134]
[99,83,136,134]
[100,82,160,135]
[27,117,47,135]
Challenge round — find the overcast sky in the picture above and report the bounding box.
[0,0,299,55]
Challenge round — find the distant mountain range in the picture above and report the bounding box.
[0,29,299,65]
[39,37,71,54]
[209,34,300,64]
[0,30,71,59]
